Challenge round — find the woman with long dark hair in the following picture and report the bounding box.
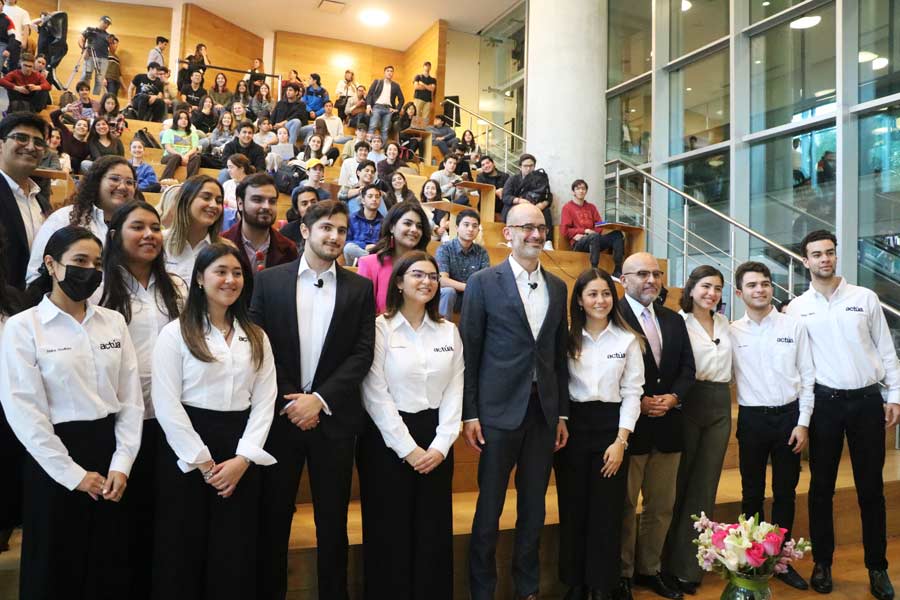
[200,110,236,156]
[386,171,417,208]
[556,267,645,600]
[151,242,276,600]
[376,141,407,182]
[163,175,224,284]
[210,73,231,113]
[231,79,252,111]
[356,201,430,314]
[191,95,217,135]
[398,102,421,156]
[81,116,125,173]
[249,82,274,121]
[358,250,463,599]
[26,156,136,284]
[49,109,90,173]
[0,225,143,599]
[98,93,126,137]
[458,129,482,164]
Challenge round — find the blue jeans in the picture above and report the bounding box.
[367,105,392,143]
[285,119,315,145]
[343,243,370,266]
[439,287,460,317]
[80,56,109,95]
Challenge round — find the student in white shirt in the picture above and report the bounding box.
[786,230,900,598]
[26,155,137,283]
[0,225,144,599]
[359,250,464,600]
[151,242,276,600]
[556,267,644,600]
[730,260,814,589]
[99,201,186,599]
[338,140,370,187]
[661,265,734,594]
[163,174,224,284]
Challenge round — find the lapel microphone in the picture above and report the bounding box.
[314,279,324,288]
[713,338,721,345]
[528,282,538,290]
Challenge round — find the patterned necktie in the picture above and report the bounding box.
[641,307,662,366]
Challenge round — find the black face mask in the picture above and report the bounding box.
[56,264,103,302]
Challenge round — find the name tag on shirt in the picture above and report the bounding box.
[606,352,626,359]
[433,345,454,353]
[99,339,122,350]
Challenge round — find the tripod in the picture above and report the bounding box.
[63,44,102,93]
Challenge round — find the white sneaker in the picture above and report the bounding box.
[543,240,554,251]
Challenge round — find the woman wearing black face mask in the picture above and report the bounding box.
[0,225,144,600]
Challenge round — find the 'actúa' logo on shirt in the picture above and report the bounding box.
[776,337,794,344]
[607,352,626,359]
[433,345,454,353]
[845,306,864,313]
[99,339,122,350]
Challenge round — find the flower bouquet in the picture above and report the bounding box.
[693,512,812,599]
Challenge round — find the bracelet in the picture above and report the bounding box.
[616,435,629,450]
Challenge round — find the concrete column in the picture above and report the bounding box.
[524,0,606,221]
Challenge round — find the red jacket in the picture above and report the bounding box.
[0,69,51,92]
[560,200,604,244]
[221,221,299,273]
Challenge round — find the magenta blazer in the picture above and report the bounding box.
[356,253,393,314]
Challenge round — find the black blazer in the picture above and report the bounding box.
[249,258,376,439]
[618,297,696,454]
[460,259,569,430]
[0,174,50,290]
[365,79,404,110]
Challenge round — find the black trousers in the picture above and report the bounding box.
[0,404,23,531]
[736,402,801,536]
[124,418,160,600]
[357,409,454,600]
[20,414,131,600]
[469,391,556,600]
[555,401,628,592]
[256,415,356,600]
[152,406,260,600]
[809,384,887,569]
[161,152,201,180]
[571,230,625,271]
[133,94,167,122]
[6,89,49,113]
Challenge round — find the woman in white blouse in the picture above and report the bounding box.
[556,268,645,600]
[358,250,464,600]
[661,265,733,594]
[0,225,144,599]
[100,201,186,599]
[163,174,224,285]
[150,242,276,600]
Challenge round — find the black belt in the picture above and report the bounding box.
[814,383,880,398]
[740,400,799,415]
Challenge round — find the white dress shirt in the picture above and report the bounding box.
[681,311,732,383]
[296,254,335,413]
[362,313,464,460]
[786,278,900,404]
[0,297,144,490]
[568,324,645,432]
[508,255,548,340]
[163,231,211,286]
[730,307,815,427]
[151,318,277,472]
[625,293,663,351]
[26,205,107,284]
[1,170,43,249]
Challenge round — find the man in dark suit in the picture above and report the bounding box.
[461,203,570,600]
[250,200,376,600]
[365,65,404,145]
[617,252,696,600]
[0,112,50,290]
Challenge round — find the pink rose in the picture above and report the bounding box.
[763,531,784,556]
[746,542,767,568]
[711,529,728,549]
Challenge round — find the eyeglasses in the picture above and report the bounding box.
[105,174,137,188]
[622,270,665,280]
[508,224,549,236]
[4,132,48,150]
[406,269,439,282]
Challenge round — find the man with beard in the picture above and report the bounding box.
[251,199,376,600]
[221,172,298,291]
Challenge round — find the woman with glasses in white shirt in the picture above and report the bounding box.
[358,250,464,600]
[151,242,276,600]
[556,267,645,600]
[100,201,186,600]
[660,265,732,595]
[162,175,224,285]
[0,225,144,600]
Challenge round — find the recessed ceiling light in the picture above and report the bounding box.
[873,57,890,70]
[685,87,692,92]
[790,15,821,29]
[716,110,723,115]
[762,1,770,6]
[859,51,879,63]
[814,88,835,98]
[754,60,762,64]
[359,8,389,26]
[630,108,637,113]
[873,127,888,135]
[503,90,511,97]
[682,0,692,11]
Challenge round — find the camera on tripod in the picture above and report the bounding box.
[81,27,101,42]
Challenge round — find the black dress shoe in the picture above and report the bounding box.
[617,577,633,600]
[563,585,588,600]
[590,589,616,600]
[775,565,809,590]
[661,572,698,595]
[811,563,833,594]
[633,572,684,599]
[870,569,895,600]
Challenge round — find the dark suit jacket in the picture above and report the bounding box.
[250,258,376,439]
[221,221,299,298]
[365,79,404,110]
[460,259,569,429]
[0,174,50,290]
[619,297,695,454]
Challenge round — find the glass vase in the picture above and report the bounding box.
[720,574,773,600]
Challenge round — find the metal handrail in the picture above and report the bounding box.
[442,99,525,142]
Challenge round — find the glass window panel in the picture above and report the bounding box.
[749,4,836,132]
[670,51,730,154]
[751,0,805,24]
[608,0,652,87]
[859,0,900,102]
[670,0,729,59]
[607,83,652,163]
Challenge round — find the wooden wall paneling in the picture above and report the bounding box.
[57,0,171,97]
[403,20,447,110]
[180,3,263,79]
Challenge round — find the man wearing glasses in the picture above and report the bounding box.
[462,203,570,600]
[0,112,49,290]
[617,252,696,600]
[0,53,51,113]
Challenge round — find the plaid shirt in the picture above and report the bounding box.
[435,238,490,283]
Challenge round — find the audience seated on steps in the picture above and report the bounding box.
[79,115,124,174]
[264,125,294,173]
[343,184,384,266]
[159,109,201,181]
[179,69,206,109]
[253,116,277,152]
[279,185,319,249]
[128,62,166,122]
[501,152,555,249]
[208,72,231,113]
[435,208,490,318]
[560,178,625,277]
[199,109,235,157]
[302,73,329,118]
[342,160,389,215]
[427,113,457,157]
[128,139,161,193]
[0,52,51,113]
[365,65,404,145]
[476,155,508,207]
[249,82,275,122]
[431,154,467,204]
[289,158,331,201]
[320,99,352,143]
[338,140,370,187]
[270,82,310,146]
[190,95,217,134]
[219,120,266,180]
[50,108,90,174]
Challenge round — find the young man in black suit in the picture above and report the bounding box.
[250,200,376,600]
[617,252,696,600]
[461,203,570,600]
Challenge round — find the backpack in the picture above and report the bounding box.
[522,168,552,205]
[57,90,75,107]
[135,127,162,149]
[274,164,306,194]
